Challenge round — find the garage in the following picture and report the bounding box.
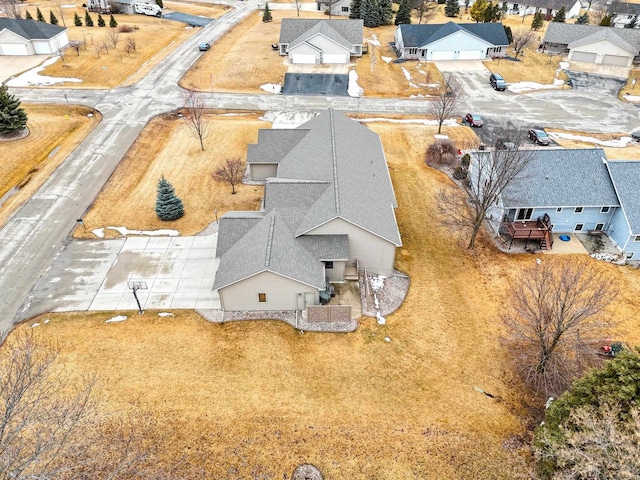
[571,51,597,63]
[459,50,484,60]
[290,54,318,64]
[431,50,455,61]
[602,54,630,66]
[322,53,348,63]
[1,43,29,55]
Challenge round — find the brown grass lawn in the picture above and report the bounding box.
[163,0,230,18]
[619,68,640,98]
[546,128,640,159]
[74,112,264,238]
[17,0,204,88]
[0,104,99,227]
[20,119,640,478]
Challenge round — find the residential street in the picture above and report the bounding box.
[2,0,640,335]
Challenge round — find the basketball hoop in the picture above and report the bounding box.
[127,280,148,314]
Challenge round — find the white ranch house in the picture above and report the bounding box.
[315,0,352,15]
[394,22,509,61]
[0,19,68,56]
[501,0,581,18]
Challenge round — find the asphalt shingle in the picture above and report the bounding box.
[544,21,640,50]
[0,18,66,40]
[606,161,640,233]
[397,22,509,49]
[279,19,363,46]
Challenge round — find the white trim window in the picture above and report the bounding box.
[601,206,610,213]
[634,235,640,242]
[626,252,635,259]
[575,223,584,231]
[556,207,563,213]
[574,207,584,213]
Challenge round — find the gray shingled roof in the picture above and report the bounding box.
[397,22,509,49]
[297,235,349,260]
[216,212,264,257]
[606,161,640,233]
[0,18,66,40]
[288,21,353,51]
[569,28,636,53]
[279,19,363,46]
[609,1,640,15]
[247,129,309,165]
[544,22,640,50]
[517,0,578,10]
[496,148,620,208]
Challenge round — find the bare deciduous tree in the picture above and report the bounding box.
[511,30,537,59]
[502,258,618,397]
[56,0,66,26]
[125,36,137,54]
[425,138,458,167]
[106,28,120,48]
[435,120,532,248]
[68,40,84,56]
[413,0,437,23]
[589,3,608,25]
[291,0,302,16]
[183,92,209,151]
[0,0,20,19]
[213,157,245,194]
[94,42,105,58]
[427,74,463,134]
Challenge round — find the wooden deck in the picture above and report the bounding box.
[502,214,553,250]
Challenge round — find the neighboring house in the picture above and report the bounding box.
[278,19,364,64]
[111,0,135,14]
[213,109,402,312]
[502,0,581,18]
[609,2,640,28]
[543,22,640,67]
[316,0,352,16]
[87,0,111,12]
[0,19,68,56]
[474,147,640,259]
[393,22,509,61]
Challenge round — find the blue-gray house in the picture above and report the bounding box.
[477,148,640,259]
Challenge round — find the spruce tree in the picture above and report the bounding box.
[378,0,393,25]
[469,0,488,22]
[109,14,117,27]
[394,0,411,24]
[74,12,82,26]
[0,86,28,136]
[262,3,272,22]
[49,10,59,25]
[36,7,45,22]
[349,0,361,19]
[504,25,512,44]
[156,0,163,7]
[361,0,381,27]
[97,14,105,27]
[600,14,612,26]
[25,10,33,20]
[552,6,565,22]
[575,12,589,24]
[444,0,460,17]
[531,11,544,30]
[85,11,94,27]
[155,176,184,221]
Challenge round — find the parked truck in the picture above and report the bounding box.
[133,2,162,16]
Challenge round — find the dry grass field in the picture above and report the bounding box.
[163,0,230,17]
[547,129,640,159]
[19,119,640,478]
[0,104,99,227]
[619,68,640,97]
[15,0,215,88]
[74,111,264,238]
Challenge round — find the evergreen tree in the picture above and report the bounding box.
[74,12,82,26]
[378,0,393,24]
[156,0,163,7]
[445,0,460,17]
[109,14,117,27]
[155,176,184,221]
[600,14,611,26]
[25,10,33,20]
[575,12,589,24]
[483,2,499,21]
[349,0,362,19]
[361,0,382,27]
[262,3,272,22]
[552,6,565,22]
[97,14,105,27]
[394,0,411,24]
[85,11,94,27]
[36,7,45,22]
[0,86,28,136]
[531,11,544,30]
[49,10,59,25]
[469,0,488,22]
[625,14,638,28]
[504,25,512,44]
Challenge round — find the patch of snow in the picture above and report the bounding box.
[158,312,174,317]
[624,93,640,102]
[434,134,449,140]
[6,57,82,87]
[553,78,565,86]
[92,228,105,238]
[384,337,391,342]
[44,319,50,324]
[359,117,459,127]
[49,277,61,283]
[348,69,364,97]
[260,111,317,129]
[260,83,281,94]
[409,94,426,98]
[558,61,569,70]
[507,81,562,93]
[106,226,179,237]
[61,4,76,7]
[401,66,412,82]
[426,83,440,88]
[547,132,633,148]
[381,56,393,64]
[591,252,625,265]
[376,312,386,325]
[366,34,381,46]
[370,275,385,291]
[31,323,40,328]
[106,315,127,323]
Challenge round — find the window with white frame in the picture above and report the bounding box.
[575,223,584,231]
[601,206,610,213]
[626,252,634,259]
[556,207,563,213]
[634,235,640,242]
[408,48,418,55]
[517,208,533,221]
[595,223,604,231]
[342,6,349,11]
[574,207,584,213]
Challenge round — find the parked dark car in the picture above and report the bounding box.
[528,129,551,146]
[632,131,640,142]
[489,73,506,91]
[495,139,517,150]
[198,42,211,51]
[464,113,484,127]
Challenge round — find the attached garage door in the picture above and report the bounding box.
[571,51,597,63]
[602,54,629,66]
[322,53,348,64]
[290,54,317,64]
[431,50,455,61]
[459,50,484,60]
[1,43,29,55]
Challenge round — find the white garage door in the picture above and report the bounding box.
[322,53,348,64]
[1,43,29,55]
[459,50,484,60]
[571,51,597,63]
[602,54,629,66]
[431,50,455,61]
[290,54,317,64]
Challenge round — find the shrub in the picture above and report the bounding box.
[460,153,471,167]
[97,14,106,27]
[425,139,458,167]
[118,24,134,32]
[453,165,468,180]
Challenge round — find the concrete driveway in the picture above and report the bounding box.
[22,232,220,318]
[0,55,50,83]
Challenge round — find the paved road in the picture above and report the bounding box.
[3,1,640,334]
